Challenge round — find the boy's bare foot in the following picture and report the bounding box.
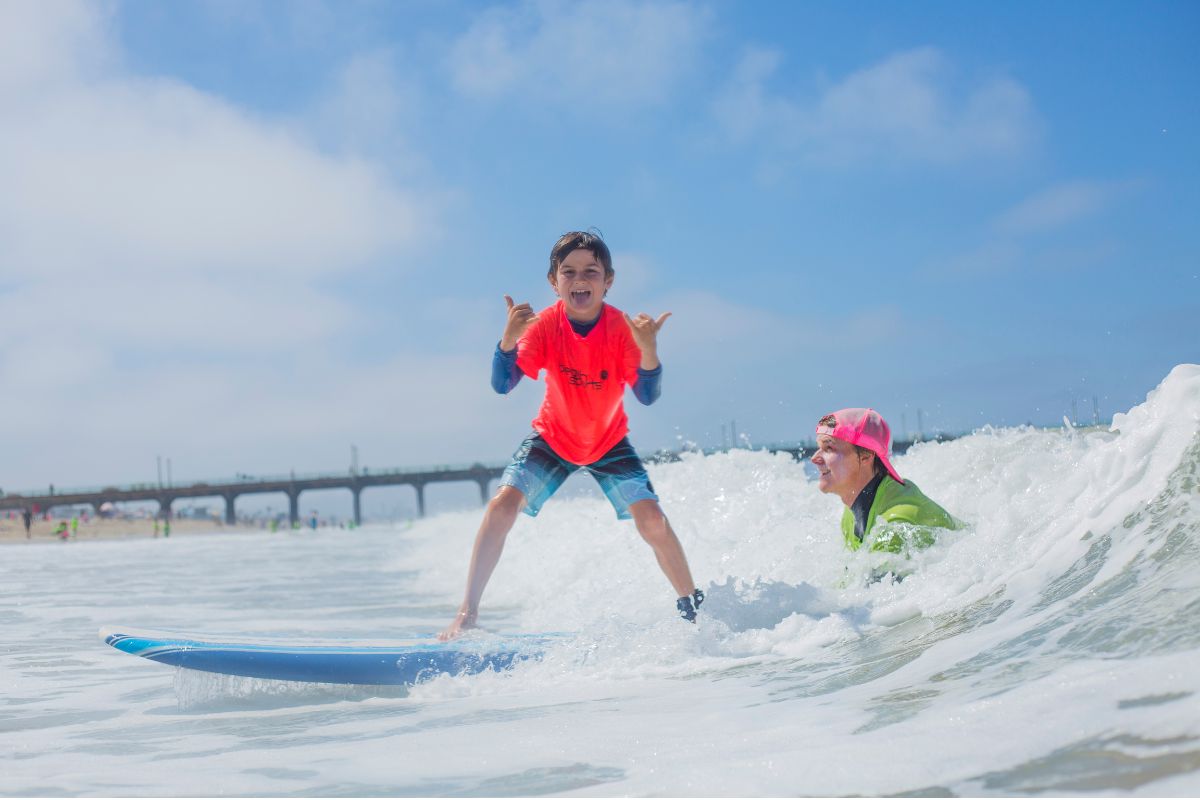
[438,610,477,642]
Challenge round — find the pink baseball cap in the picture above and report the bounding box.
[815,408,903,484]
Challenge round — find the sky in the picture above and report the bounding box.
[0,0,1196,511]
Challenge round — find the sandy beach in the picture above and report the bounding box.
[0,515,242,544]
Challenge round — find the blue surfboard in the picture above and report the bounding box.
[100,627,555,685]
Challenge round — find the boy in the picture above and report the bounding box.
[811,408,960,558]
[439,230,703,640]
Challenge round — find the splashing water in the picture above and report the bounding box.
[1,365,1198,795]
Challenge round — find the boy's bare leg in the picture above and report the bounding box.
[628,499,696,599]
[439,485,527,641]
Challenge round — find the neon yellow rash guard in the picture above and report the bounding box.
[840,475,960,554]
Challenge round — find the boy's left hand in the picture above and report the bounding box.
[624,312,671,367]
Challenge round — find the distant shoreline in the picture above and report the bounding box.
[0,516,248,545]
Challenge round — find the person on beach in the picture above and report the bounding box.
[440,230,703,640]
[811,408,960,563]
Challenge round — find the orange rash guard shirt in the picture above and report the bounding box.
[515,301,643,465]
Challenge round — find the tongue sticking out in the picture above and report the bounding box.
[569,290,592,309]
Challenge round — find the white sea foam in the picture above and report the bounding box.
[1,365,1198,795]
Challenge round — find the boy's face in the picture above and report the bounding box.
[550,248,613,321]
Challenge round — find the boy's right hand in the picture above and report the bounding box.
[500,295,537,352]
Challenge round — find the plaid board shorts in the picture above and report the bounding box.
[499,431,659,520]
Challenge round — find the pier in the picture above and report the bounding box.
[0,437,945,526]
[0,463,503,527]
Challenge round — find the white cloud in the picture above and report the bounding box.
[0,0,116,97]
[0,350,541,492]
[0,2,435,346]
[306,48,429,168]
[992,180,1131,236]
[0,2,456,490]
[712,47,1038,167]
[709,47,790,144]
[0,278,350,357]
[653,289,907,362]
[927,180,1132,277]
[926,240,1026,278]
[621,288,924,451]
[609,251,655,297]
[0,79,423,280]
[447,0,710,108]
[0,1,433,284]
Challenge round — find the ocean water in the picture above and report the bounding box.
[2,365,1199,797]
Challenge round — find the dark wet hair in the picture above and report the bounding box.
[548,229,613,280]
[854,444,886,476]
